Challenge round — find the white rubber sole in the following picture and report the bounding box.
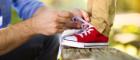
[61,40,108,48]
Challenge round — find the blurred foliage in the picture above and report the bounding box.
[121,25,140,34]
[40,0,87,10]
[11,8,21,24]
[116,0,140,13]
[110,25,140,57]
[112,0,140,58]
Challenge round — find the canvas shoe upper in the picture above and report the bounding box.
[61,16,108,48]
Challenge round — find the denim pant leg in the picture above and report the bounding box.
[35,35,60,60]
[0,34,59,60]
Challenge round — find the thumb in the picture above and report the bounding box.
[79,9,91,22]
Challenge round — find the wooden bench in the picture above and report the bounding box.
[62,48,140,60]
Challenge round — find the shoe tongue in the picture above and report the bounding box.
[74,29,83,35]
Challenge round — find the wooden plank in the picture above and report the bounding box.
[62,48,140,60]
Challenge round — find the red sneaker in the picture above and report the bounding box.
[61,16,108,48]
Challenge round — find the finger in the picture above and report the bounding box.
[65,21,76,29]
[57,28,65,33]
[70,9,82,17]
[58,11,72,18]
[56,17,71,24]
[56,23,65,29]
[71,9,91,22]
[60,17,82,29]
[64,21,81,29]
[80,9,90,22]
[64,21,74,29]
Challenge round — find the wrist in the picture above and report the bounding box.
[33,6,48,17]
[21,18,37,35]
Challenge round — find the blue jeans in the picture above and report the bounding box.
[0,34,59,60]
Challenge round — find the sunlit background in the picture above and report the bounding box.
[111,0,140,58]
[11,0,140,58]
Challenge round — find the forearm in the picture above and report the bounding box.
[0,18,35,55]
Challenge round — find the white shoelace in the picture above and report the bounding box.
[78,27,94,37]
[72,16,94,38]
[72,16,93,37]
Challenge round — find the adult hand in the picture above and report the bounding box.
[70,9,90,29]
[31,7,90,36]
[31,7,73,35]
